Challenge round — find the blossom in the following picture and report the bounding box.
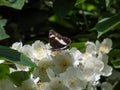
[0,60,5,64]
[9,38,113,90]
[45,77,69,90]
[51,50,74,74]
[31,40,51,62]
[33,57,54,82]
[11,42,23,52]
[60,67,87,90]
[46,68,69,90]
[96,38,112,54]
[98,53,112,76]
[69,47,82,67]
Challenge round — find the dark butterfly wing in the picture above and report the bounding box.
[49,30,71,50]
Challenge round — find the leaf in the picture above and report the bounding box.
[0,64,9,79]
[48,15,74,28]
[70,42,85,51]
[53,0,76,20]
[9,71,30,86]
[75,0,86,6]
[95,13,120,38]
[0,19,7,27]
[0,0,25,10]
[0,45,36,67]
[105,0,113,8]
[109,49,120,58]
[111,59,120,69]
[0,19,9,40]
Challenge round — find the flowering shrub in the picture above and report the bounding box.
[0,38,113,90]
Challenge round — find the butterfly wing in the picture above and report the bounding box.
[49,30,71,50]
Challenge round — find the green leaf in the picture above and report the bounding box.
[105,0,113,8]
[9,71,30,86]
[75,0,86,6]
[70,42,85,51]
[0,19,9,40]
[0,45,36,67]
[111,59,120,69]
[109,49,120,58]
[95,13,120,38]
[0,19,7,27]
[0,0,25,10]
[49,15,74,28]
[53,0,76,20]
[0,64,9,79]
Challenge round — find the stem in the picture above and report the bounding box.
[81,4,89,31]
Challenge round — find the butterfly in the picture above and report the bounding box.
[49,30,71,51]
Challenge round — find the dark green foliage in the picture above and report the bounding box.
[0,0,120,89]
[9,71,30,86]
[0,45,36,67]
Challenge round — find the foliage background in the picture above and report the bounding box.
[0,0,120,89]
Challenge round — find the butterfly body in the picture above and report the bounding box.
[49,30,71,50]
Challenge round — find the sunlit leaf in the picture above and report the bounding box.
[0,45,36,67]
[75,0,85,6]
[105,0,113,8]
[0,64,9,79]
[96,13,120,38]
[0,19,9,40]
[0,0,25,9]
[70,42,85,51]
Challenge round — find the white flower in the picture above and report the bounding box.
[81,52,104,74]
[85,38,112,55]
[21,45,34,59]
[98,54,112,76]
[60,67,87,90]
[96,38,112,54]
[33,57,54,82]
[45,77,69,90]
[11,42,23,52]
[51,50,74,74]
[0,60,5,64]
[85,41,97,56]
[31,40,51,61]
[69,47,82,67]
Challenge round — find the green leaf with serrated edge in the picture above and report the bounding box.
[53,0,76,20]
[0,19,9,40]
[95,13,120,38]
[9,71,30,86]
[0,0,25,10]
[0,45,36,67]
[0,64,9,79]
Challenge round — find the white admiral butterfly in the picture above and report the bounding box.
[49,30,71,50]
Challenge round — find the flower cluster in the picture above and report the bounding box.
[0,38,113,90]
